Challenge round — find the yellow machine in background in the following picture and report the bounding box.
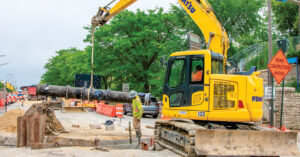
[91,0,299,156]
[5,82,16,92]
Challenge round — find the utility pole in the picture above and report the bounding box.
[268,0,275,127]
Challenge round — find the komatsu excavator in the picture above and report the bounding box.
[90,0,299,156]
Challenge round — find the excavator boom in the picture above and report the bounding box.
[178,0,229,58]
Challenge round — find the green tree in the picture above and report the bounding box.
[272,0,299,36]
[85,9,185,95]
[41,48,89,86]
[0,82,4,90]
[170,0,266,57]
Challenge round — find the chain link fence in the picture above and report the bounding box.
[228,36,300,72]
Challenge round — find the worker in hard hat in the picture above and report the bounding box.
[129,90,143,145]
[192,65,203,82]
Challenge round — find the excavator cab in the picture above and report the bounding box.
[162,49,267,122]
[162,50,224,120]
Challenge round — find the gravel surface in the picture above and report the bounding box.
[0,146,180,157]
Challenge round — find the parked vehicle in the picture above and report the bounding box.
[123,94,159,118]
[26,86,45,101]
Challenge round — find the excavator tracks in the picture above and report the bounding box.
[154,119,203,157]
[154,120,299,157]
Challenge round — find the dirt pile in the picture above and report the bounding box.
[0,108,25,132]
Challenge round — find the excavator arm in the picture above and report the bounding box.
[92,0,229,59]
[91,0,137,26]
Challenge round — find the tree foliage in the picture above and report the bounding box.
[170,0,266,57]
[41,48,89,86]
[41,9,185,97]
[84,9,185,95]
[272,0,299,36]
[0,82,13,92]
[0,82,4,90]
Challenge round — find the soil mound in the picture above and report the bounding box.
[0,108,25,132]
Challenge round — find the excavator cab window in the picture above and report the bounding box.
[211,59,223,74]
[167,57,187,107]
[191,57,204,84]
[168,59,186,88]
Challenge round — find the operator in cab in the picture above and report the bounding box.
[128,90,143,145]
[192,65,203,82]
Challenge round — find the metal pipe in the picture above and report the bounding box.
[36,84,132,103]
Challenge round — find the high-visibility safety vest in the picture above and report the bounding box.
[192,71,203,82]
[132,96,143,119]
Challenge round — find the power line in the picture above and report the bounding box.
[0,63,9,66]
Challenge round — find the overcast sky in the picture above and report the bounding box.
[0,0,177,88]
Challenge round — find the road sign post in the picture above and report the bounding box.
[268,49,292,129]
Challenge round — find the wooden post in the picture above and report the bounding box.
[24,114,46,147]
[17,116,27,147]
[26,114,34,146]
[129,121,132,144]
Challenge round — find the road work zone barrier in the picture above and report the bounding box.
[0,99,5,112]
[0,99,4,107]
[0,99,4,106]
[96,102,105,113]
[115,104,123,118]
[96,103,116,117]
[7,92,26,103]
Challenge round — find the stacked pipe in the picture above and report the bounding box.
[36,84,132,103]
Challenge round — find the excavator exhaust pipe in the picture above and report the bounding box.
[195,129,300,156]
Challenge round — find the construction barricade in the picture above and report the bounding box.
[7,91,26,103]
[0,99,5,112]
[115,104,124,118]
[96,102,116,117]
[96,102,105,114]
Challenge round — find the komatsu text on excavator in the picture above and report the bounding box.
[91,0,299,156]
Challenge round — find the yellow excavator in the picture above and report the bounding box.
[91,0,299,156]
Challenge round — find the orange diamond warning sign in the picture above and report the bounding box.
[268,49,292,84]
